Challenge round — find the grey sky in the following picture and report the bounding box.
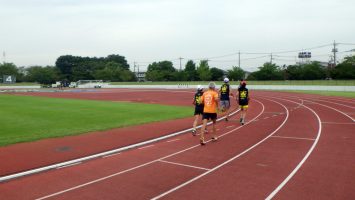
[1,0,354,71]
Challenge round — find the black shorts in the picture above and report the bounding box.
[194,107,203,115]
[202,113,217,121]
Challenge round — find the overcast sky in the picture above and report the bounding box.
[1,0,354,71]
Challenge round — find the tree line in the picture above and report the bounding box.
[0,54,354,84]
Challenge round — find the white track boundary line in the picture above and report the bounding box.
[35,100,265,200]
[276,95,354,122]
[158,160,210,171]
[0,108,240,183]
[271,135,315,141]
[265,97,322,200]
[313,99,355,109]
[151,98,288,200]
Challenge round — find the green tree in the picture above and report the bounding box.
[227,66,245,81]
[250,62,283,80]
[301,62,326,80]
[197,60,211,81]
[0,63,19,78]
[210,67,225,81]
[146,61,176,81]
[331,55,355,79]
[26,66,59,84]
[184,60,197,81]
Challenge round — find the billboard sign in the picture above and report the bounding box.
[298,52,311,58]
[3,75,16,84]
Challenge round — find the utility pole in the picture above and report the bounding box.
[133,61,136,73]
[270,53,273,64]
[238,51,241,68]
[332,40,338,67]
[2,51,5,64]
[178,57,183,71]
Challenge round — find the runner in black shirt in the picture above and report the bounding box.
[192,85,205,136]
[238,81,249,125]
[220,77,233,121]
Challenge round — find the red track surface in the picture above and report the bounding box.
[0,89,354,199]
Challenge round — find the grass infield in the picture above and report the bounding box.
[0,95,192,147]
[282,90,355,98]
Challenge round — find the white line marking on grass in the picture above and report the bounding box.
[138,145,155,150]
[271,136,315,141]
[167,139,180,143]
[265,97,322,200]
[56,162,82,169]
[158,160,210,171]
[151,99,287,200]
[103,153,121,158]
[35,100,264,200]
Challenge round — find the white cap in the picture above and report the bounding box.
[224,77,229,83]
[197,85,203,90]
[208,82,216,89]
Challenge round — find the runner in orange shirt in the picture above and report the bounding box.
[200,82,219,145]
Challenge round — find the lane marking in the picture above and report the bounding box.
[265,97,322,200]
[138,145,155,150]
[313,99,355,109]
[35,100,266,200]
[264,117,270,119]
[158,160,210,171]
[271,135,315,141]
[226,126,234,129]
[103,153,121,158]
[151,99,288,200]
[167,139,180,143]
[56,162,82,169]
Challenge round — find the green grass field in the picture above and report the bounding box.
[0,82,40,86]
[282,90,355,98]
[0,95,192,147]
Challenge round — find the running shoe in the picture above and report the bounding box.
[241,118,245,125]
[212,137,218,141]
[192,129,196,136]
[200,139,206,145]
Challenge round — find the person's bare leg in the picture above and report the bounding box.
[192,115,199,135]
[212,119,217,140]
[200,119,207,144]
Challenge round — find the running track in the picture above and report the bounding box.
[0,89,354,199]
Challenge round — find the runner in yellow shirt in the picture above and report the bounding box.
[200,82,219,145]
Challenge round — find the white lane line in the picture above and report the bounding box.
[158,160,210,171]
[226,126,234,129]
[265,97,322,200]
[322,122,354,125]
[271,135,315,141]
[103,153,121,158]
[279,95,354,122]
[167,139,181,143]
[138,145,155,150]
[314,99,355,109]
[151,99,287,200]
[56,162,82,169]
[35,100,265,200]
